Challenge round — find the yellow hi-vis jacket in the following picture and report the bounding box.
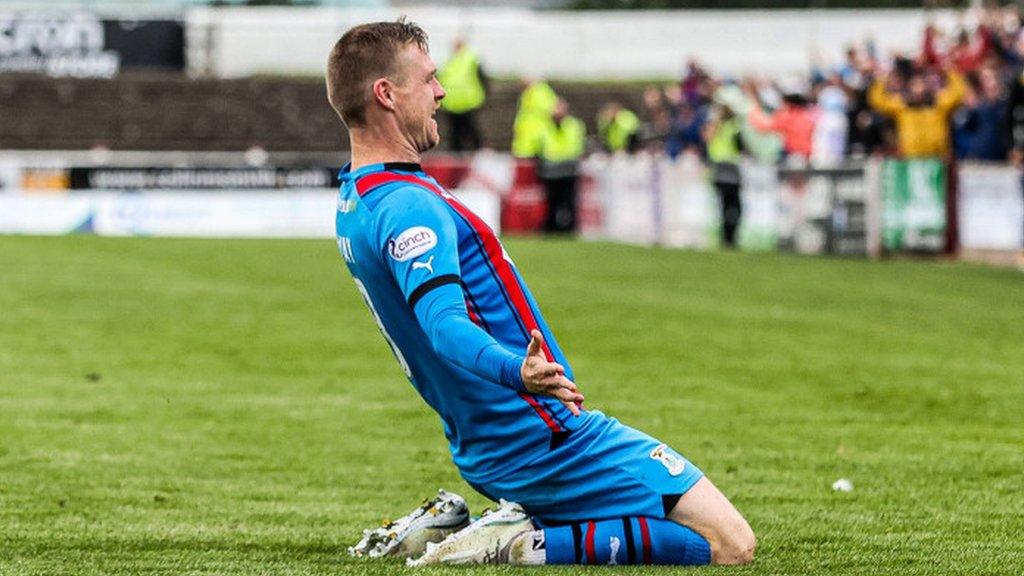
[438,47,486,114]
[512,81,558,158]
[868,72,965,158]
[540,116,586,163]
[598,109,640,152]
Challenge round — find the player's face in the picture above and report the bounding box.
[393,45,446,153]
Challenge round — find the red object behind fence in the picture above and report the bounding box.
[502,160,547,233]
[422,155,599,235]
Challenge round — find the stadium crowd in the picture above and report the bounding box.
[586,6,1024,166]
[432,7,1024,242]
[473,6,1024,166]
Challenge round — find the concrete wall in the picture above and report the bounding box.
[0,74,644,151]
[187,7,965,80]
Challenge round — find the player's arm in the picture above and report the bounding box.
[415,288,582,413]
[375,188,582,410]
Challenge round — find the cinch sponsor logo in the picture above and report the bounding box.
[388,226,437,261]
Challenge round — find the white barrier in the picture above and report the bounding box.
[0,191,337,238]
[957,164,1024,252]
[586,156,1024,258]
[0,194,95,234]
[585,154,824,252]
[0,186,502,240]
[0,188,502,239]
[1,152,1020,260]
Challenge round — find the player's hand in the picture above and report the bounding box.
[520,329,584,416]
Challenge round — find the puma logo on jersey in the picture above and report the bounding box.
[532,531,546,551]
[412,256,434,274]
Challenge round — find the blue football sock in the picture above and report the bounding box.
[541,517,711,565]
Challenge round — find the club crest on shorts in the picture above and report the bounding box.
[388,226,437,261]
[650,444,686,476]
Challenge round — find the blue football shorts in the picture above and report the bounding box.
[464,411,704,524]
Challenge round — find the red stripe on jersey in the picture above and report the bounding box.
[519,392,563,433]
[356,172,554,359]
[464,297,483,326]
[638,517,652,565]
[354,172,420,197]
[584,521,597,565]
[358,171,565,432]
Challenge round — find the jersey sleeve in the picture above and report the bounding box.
[374,186,525,391]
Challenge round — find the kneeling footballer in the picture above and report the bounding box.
[328,19,755,567]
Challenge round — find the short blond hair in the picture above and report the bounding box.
[326,19,429,127]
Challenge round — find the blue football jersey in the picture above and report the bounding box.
[335,162,592,483]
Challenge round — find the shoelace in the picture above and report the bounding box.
[428,500,521,550]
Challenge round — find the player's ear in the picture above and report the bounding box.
[372,78,397,112]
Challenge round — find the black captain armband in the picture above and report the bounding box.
[408,274,461,308]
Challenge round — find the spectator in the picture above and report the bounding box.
[703,104,745,248]
[949,26,993,75]
[844,55,887,158]
[538,99,586,233]
[813,83,849,165]
[665,101,707,159]
[746,79,816,160]
[989,6,1024,67]
[1004,55,1024,164]
[837,45,863,87]
[680,58,711,107]
[597,102,641,153]
[714,82,784,163]
[512,78,557,159]
[921,22,947,69]
[633,86,673,149]
[953,66,1008,161]
[437,38,489,153]
[868,66,965,158]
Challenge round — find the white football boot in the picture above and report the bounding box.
[348,489,470,559]
[406,499,536,566]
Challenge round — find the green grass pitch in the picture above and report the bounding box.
[1,235,1022,575]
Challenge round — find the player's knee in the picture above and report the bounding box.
[711,519,755,565]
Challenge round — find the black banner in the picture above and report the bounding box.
[0,13,184,78]
[103,19,184,71]
[68,167,340,191]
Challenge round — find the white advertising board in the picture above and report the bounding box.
[91,191,336,238]
[0,160,20,193]
[0,187,501,239]
[585,154,780,251]
[957,164,1024,251]
[0,195,95,234]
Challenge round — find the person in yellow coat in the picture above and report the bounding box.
[597,102,641,153]
[437,38,489,152]
[868,66,965,158]
[512,78,558,158]
[538,99,586,233]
